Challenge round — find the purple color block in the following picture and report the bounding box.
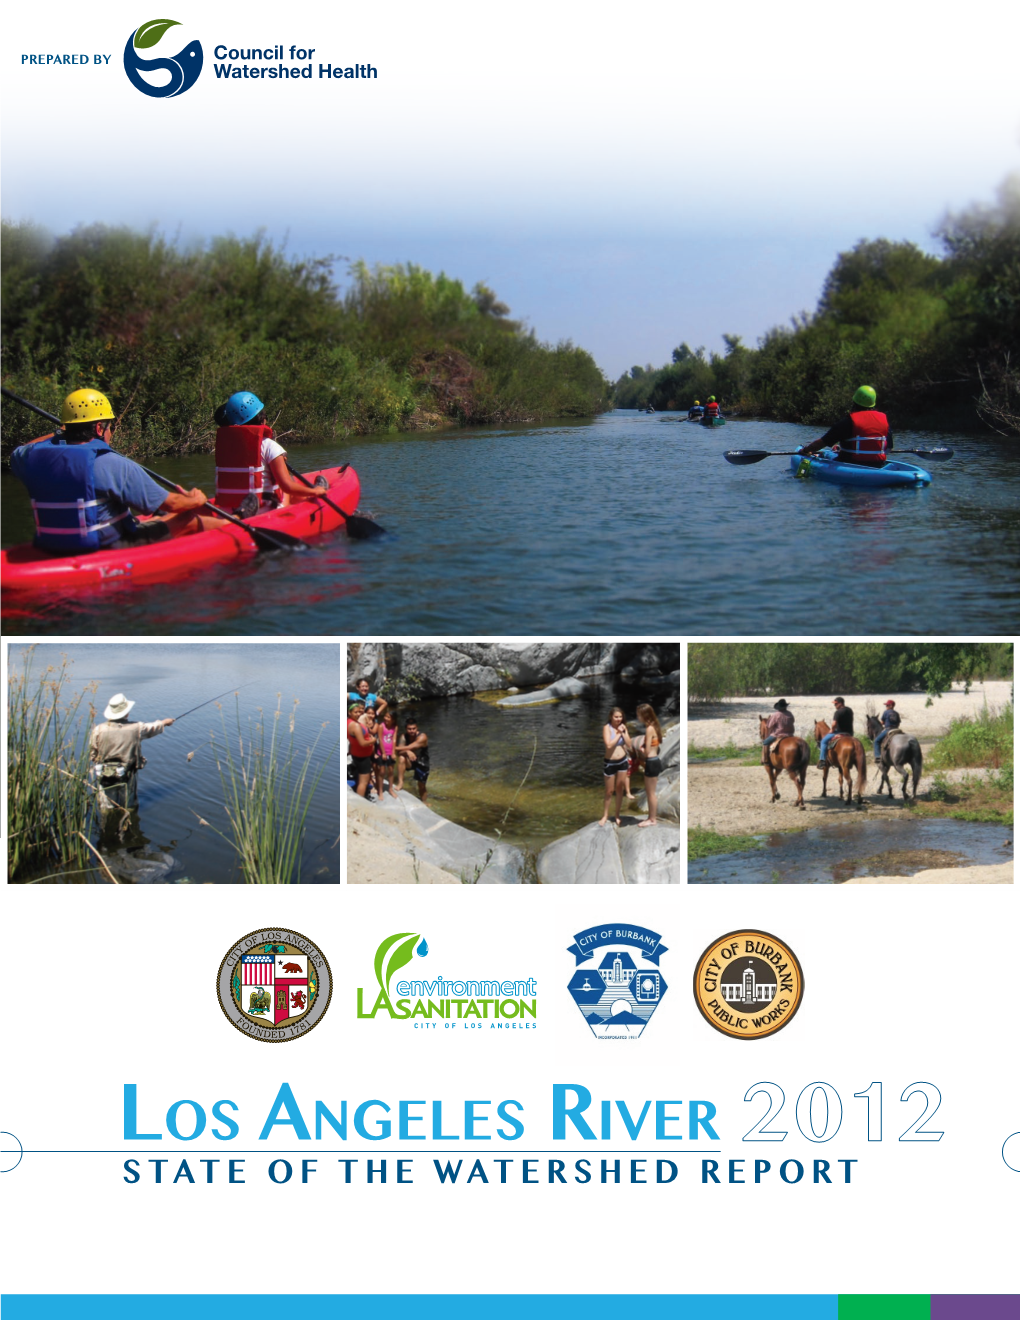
[932,1298,1020,1320]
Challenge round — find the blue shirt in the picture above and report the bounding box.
[348,690,379,707]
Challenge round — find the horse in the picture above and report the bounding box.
[813,718,867,806]
[758,716,811,809]
[866,714,923,800]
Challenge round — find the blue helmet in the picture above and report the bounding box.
[222,391,264,425]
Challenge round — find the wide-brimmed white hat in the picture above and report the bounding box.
[104,693,135,720]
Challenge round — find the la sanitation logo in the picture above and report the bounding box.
[122,17,376,94]
[355,932,538,1027]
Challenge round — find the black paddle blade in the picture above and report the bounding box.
[723,449,772,464]
[244,524,309,554]
[344,513,386,540]
[911,446,954,461]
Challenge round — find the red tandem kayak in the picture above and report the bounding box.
[1,464,360,594]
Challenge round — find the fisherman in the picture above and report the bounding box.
[818,697,855,769]
[688,400,705,419]
[704,396,722,420]
[213,391,328,517]
[798,385,892,468]
[761,698,795,765]
[9,389,215,554]
[90,693,174,815]
[873,699,901,763]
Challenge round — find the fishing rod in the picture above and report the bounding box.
[172,681,257,722]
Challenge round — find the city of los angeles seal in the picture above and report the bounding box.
[693,929,803,1040]
[217,928,332,1042]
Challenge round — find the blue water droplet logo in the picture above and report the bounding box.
[417,938,429,957]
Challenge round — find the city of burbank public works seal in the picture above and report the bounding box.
[217,928,332,1041]
[693,929,803,1040]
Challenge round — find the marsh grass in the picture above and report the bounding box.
[7,647,100,880]
[206,696,340,883]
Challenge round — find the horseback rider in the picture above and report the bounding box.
[818,697,855,768]
[761,699,795,764]
[873,699,902,764]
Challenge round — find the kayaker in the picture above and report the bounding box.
[704,396,722,420]
[9,389,215,554]
[799,385,893,468]
[688,400,705,419]
[818,697,855,769]
[873,699,901,764]
[90,693,174,816]
[761,698,795,765]
[213,391,328,516]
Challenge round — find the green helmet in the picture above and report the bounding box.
[852,385,877,409]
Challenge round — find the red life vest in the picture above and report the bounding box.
[214,425,279,510]
[705,401,720,417]
[838,410,889,467]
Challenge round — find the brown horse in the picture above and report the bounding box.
[813,719,867,806]
[758,716,811,809]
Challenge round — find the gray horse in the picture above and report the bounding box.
[867,714,923,799]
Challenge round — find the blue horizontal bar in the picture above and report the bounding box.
[3,1297,837,1320]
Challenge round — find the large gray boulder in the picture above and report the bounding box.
[497,677,592,707]
[348,643,620,699]
[537,820,684,884]
[348,788,527,884]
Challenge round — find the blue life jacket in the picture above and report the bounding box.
[17,437,133,552]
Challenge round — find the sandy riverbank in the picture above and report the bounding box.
[687,682,1012,883]
[688,681,1011,751]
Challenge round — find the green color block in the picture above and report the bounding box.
[839,1298,930,1320]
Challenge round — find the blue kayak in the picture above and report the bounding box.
[790,450,932,488]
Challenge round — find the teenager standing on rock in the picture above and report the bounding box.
[636,703,663,827]
[599,707,633,828]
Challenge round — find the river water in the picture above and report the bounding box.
[8,643,344,883]
[368,681,679,854]
[689,816,1012,883]
[3,411,1018,634]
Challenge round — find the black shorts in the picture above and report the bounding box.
[644,757,663,777]
[378,756,396,767]
[349,755,374,775]
[413,764,430,783]
[604,759,627,777]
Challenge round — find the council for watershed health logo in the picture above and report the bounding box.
[355,931,538,1029]
[123,18,203,97]
[567,924,667,1039]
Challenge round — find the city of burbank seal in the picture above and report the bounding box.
[567,924,667,1039]
[217,928,332,1041]
[693,929,803,1040]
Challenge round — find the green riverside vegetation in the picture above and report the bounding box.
[917,705,1013,826]
[687,827,763,862]
[688,642,1013,704]
[1,223,612,458]
[8,649,100,882]
[613,175,1020,434]
[206,697,340,884]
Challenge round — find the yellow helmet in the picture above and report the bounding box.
[60,389,115,425]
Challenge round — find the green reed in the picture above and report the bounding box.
[206,696,339,883]
[7,647,99,880]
